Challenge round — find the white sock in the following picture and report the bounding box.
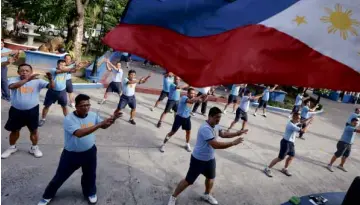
[10,145,16,149]
[41,118,46,121]
[31,145,38,149]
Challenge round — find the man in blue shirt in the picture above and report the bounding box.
[1,64,54,159]
[289,91,310,118]
[150,72,174,111]
[160,88,203,153]
[113,70,151,125]
[64,54,85,108]
[37,94,121,205]
[223,84,241,114]
[264,112,308,177]
[253,84,277,117]
[345,108,359,126]
[167,107,248,205]
[1,39,19,101]
[156,76,188,128]
[39,60,75,127]
[98,59,123,104]
[298,100,318,139]
[327,118,360,173]
[191,86,213,116]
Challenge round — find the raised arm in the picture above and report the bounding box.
[186,94,205,104]
[219,129,248,138]
[138,73,152,84]
[45,72,55,89]
[270,85,278,92]
[1,57,15,67]
[309,105,319,112]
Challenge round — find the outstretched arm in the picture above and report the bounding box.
[138,73,152,84]
[251,93,263,100]
[270,85,278,92]
[219,129,248,138]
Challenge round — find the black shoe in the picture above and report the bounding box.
[129,119,136,125]
[156,121,162,128]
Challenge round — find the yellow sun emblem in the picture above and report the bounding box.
[320,4,360,40]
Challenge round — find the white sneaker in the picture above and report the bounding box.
[223,110,227,114]
[202,194,218,205]
[88,194,97,204]
[1,146,18,159]
[190,112,195,116]
[326,164,334,172]
[160,144,165,153]
[185,143,192,152]
[264,167,273,177]
[29,145,43,158]
[38,198,52,205]
[167,195,177,205]
[253,113,257,117]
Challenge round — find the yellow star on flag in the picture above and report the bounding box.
[293,16,307,26]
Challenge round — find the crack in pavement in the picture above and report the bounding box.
[127,146,138,205]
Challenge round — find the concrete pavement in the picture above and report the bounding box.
[1,89,359,205]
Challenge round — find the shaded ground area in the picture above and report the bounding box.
[1,90,359,205]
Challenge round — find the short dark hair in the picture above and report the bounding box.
[208,107,222,117]
[128,69,136,75]
[355,108,359,112]
[57,59,66,65]
[64,54,71,58]
[244,90,250,95]
[75,94,90,105]
[351,118,359,122]
[18,63,33,71]
[292,112,300,117]
[187,87,195,93]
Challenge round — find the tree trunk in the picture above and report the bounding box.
[72,0,89,60]
[84,28,93,55]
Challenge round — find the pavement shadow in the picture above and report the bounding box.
[307,131,338,143]
[216,149,266,173]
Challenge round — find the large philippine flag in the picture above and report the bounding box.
[103,0,360,91]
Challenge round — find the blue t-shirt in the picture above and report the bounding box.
[347,113,360,124]
[301,106,310,119]
[230,85,240,96]
[112,69,123,82]
[8,77,48,110]
[1,47,11,63]
[340,125,357,144]
[192,122,220,161]
[295,94,303,106]
[50,68,67,91]
[283,121,301,143]
[122,78,136,96]
[63,112,103,152]
[262,88,270,101]
[169,83,181,101]
[176,96,192,118]
[162,76,174,92]
[65,63,75,80]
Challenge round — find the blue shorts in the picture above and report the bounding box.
[5,105,39,132]
[158,90,169,101]
[106,82,122,94]
[44,89,67,107]
[278,139,295,160]
[164,100,178,113]
[118,94,136,109]
[171,115,191,132]
[227,94,238,104]
[185,155,216,184]
[66,79,73,93]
